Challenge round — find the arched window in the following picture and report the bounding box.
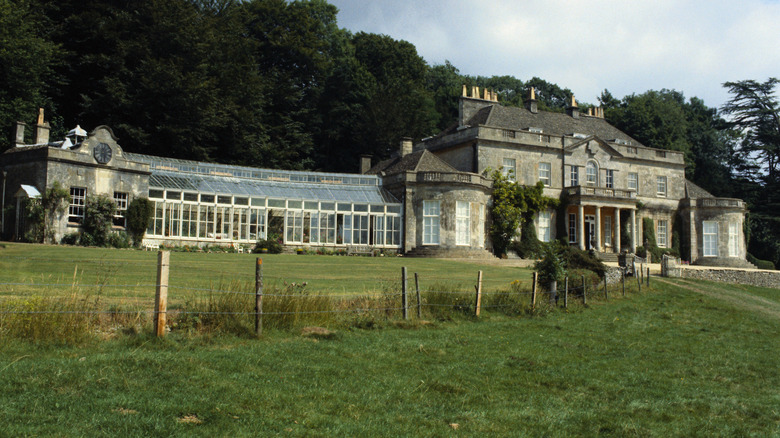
[586,161,598,186]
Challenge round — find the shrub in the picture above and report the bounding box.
[126,197,154,247]
[108,231,131,249]
[558,244,607,278]
[255,238,283,254]
[642,217,656,249]
[61,232,80,245]
[534,243,567,288]
[747,253,776,270]
[513,219,541,258]
[81,194,116,247]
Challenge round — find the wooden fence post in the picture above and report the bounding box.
[604,276,608,301]
[564,276,568,309]
[415,272,421,319]
[647,267,650,287]
[622,269,626,297]
[531,272,538,309]
[475,270,483,316]
[154,250,170,337]
[549,280,557,305]
[582,274,587,305]
[255,258,263,336]
[637,266,642,292]
[402,267,408,320]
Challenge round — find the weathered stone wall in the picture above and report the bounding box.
[674,267,780,289]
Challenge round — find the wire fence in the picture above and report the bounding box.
[0,251,651,341]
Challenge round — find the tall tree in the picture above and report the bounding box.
[0,0,60,151]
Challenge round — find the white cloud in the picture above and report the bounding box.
[330,0,780,108]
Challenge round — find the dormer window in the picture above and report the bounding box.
[614,138,631,146]
[572,133,588,139]
[586,161,598,186]
[528,127,544,133]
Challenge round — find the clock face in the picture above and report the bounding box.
[94,142,112,164]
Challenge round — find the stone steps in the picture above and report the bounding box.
[596,252,619,263]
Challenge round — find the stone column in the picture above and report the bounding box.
[630,209,637,252]
[594,206,601,251]
[614,208,621,253]
[578,204,585,250]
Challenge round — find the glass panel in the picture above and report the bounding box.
[200,194,215,203]
[217,195,232,205]
[268,199,285,208]
[183,192,198,202]
[287,200,302,209]
[304,201,319,210]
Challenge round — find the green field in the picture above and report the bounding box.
[1,243,779,436]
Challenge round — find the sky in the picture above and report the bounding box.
[328,0,780,109]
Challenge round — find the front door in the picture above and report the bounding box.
[584,215,596,250]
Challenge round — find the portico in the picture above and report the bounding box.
[567,186,637,253]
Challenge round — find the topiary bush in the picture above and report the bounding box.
[513,219,541,259]
[126,197,154,247]
[255,238,283,254]
[81,195,116,247]
[747,253,776,270]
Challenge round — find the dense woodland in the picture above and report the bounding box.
[1,0,778,266]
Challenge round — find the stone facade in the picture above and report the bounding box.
[415,88,750,266]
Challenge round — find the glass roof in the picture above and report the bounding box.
[126,152,380,187]
[149,171,400,204]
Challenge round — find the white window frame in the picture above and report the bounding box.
[455,201,470,246]
[569,166,579,187]
[539,162,551,187]
[422,200,440,245]
[657,176,667,197]
[568,213,577,243]
[605,169,614,189]
[586,161,598,186]
[68,187,86,224]
[537,211,551,242]
[657,220,668,248]
[628,172,638,190]
[502,158,516,181]
[728,222,739,257]
[703,221,718,257]
[604,216,612,247]
[112,192,128,228]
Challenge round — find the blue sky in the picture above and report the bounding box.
[328,0,780,109]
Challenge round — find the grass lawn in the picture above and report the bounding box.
[0,245,778,436]
[0,243,533,307]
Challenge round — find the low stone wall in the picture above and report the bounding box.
[675,267,780,289]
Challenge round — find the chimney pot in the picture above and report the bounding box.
[360,155,372,174]
[526,87,538,114]
[14,121,26,147]
[462,84,467,97]
[400,137,413,157]
[567,95,579,119]
[35,108,50,145]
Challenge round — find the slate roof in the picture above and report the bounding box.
[684,180,714,199]
[436,104,643,146]
[367,150,459,176]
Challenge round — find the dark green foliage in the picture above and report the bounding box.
[81,195,116,247]
[534,243,566,287]
[513,220,541,259]
[125,198,153,247]
[746,253,776,270]
[61,232,79,245]
[672,214,685,260]
[558,245,608,279]
[107,231,131,249]
[255,238,283,254]
[21,182,69,243]
[642,217,657,249]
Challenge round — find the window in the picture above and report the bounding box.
[568,213,577,243]
[286,210,303,242]
[503,129,515,138]
[703,221,718,257]
[586,161,598,186]
[537,211,551,242]
[628,172,638,190]
[386,216,401,246]
[569,166,579,187]
[728,222,739,257]
[656,176,667,197]
[605,216,612,246]
[422,200,440,245]
[502,158,516,181]
[68,187,86,223]
[657,220,668,248]
[656,150,667,158]
[478,205,485,248]
[352,215,369,244]
[456,201,470,245]
[181,204,197,237]
[112,192,128,227]
[605,169,614,189]
[539,163,551,186]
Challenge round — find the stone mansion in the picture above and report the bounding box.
[0,88,749,267]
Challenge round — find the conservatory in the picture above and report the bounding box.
[126,154,403,250]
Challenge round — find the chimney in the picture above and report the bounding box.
[462,84,468,97]
[14,121,26,147]
[360,155,372,174]
[400,137,413,157]
[525,87,538,114]
[566,95,579,119]
[35,108,50,144]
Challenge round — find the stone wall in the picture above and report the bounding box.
[672,266,780,289]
